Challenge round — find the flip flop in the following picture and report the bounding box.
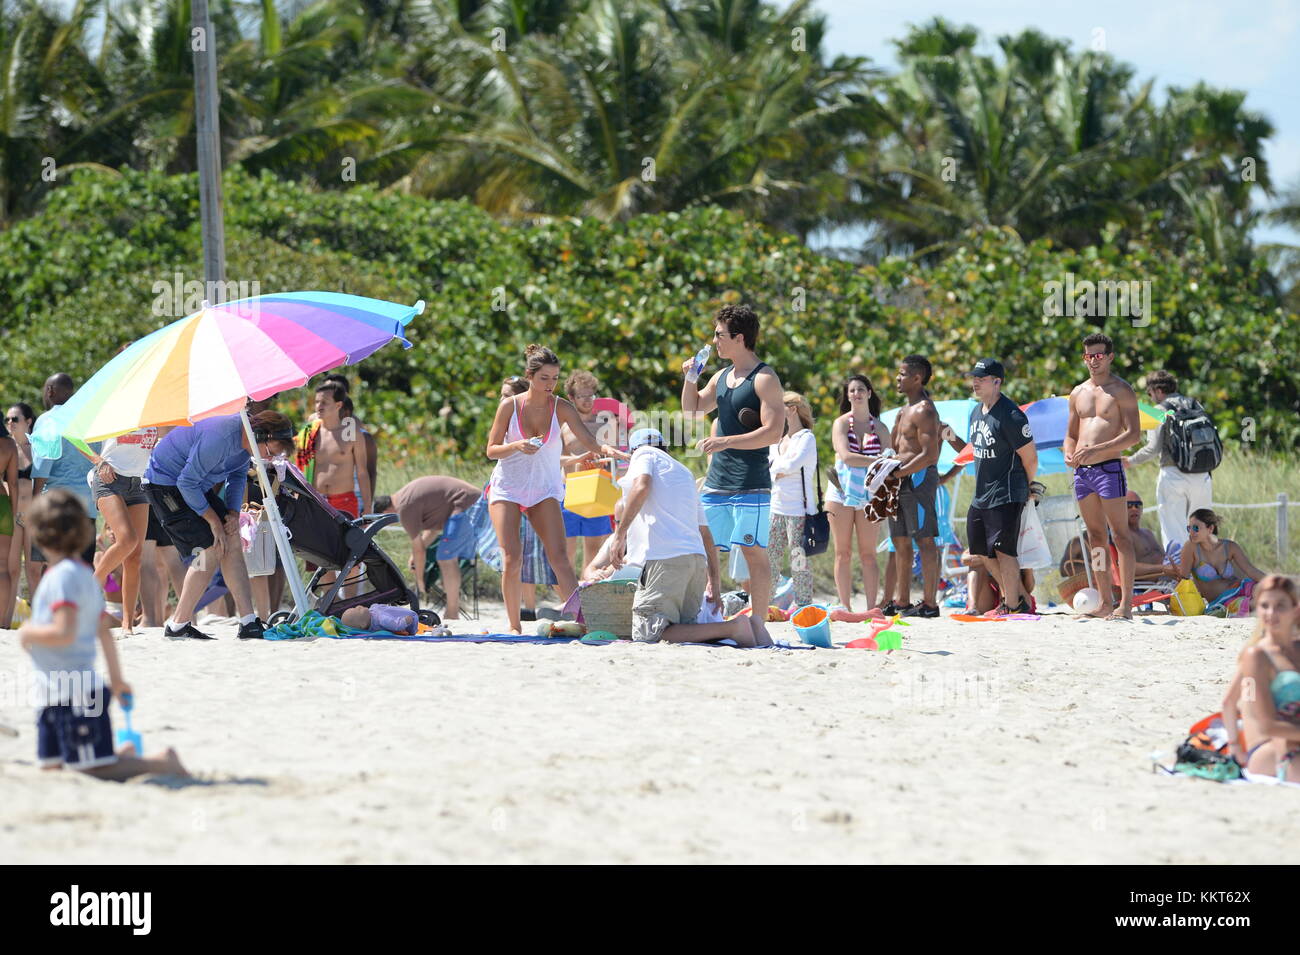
[1105,611,1134,623]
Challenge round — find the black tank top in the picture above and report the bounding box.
[704,362,771,491]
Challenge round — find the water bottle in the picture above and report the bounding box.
[686,344,711,383]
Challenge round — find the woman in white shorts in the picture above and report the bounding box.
[827,375,892,611]
[486,344,627,634]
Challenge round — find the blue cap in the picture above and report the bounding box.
[629,428,666,449]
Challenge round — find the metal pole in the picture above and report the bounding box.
[192,0,227,298]
[1279,493,1290,568]
[240,409,312,617]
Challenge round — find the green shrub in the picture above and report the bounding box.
[2,167,1296,464]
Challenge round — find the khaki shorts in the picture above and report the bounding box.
[632,553,708,643]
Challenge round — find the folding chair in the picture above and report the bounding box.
[423,540,480,620]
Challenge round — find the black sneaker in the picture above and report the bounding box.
[165,621,214,640]
[1011,598,1033,615]
[520,608,537,622]
[881,601,913,617]
[902,603,941,618]
[238,619,266,640]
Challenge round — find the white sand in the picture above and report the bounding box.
[2,605,1294,864]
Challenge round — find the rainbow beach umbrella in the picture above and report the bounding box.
[33,291,424,619]
[34,291,423,451]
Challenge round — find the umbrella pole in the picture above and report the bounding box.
[240,409,312,618]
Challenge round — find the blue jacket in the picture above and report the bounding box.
[144,415,249,516]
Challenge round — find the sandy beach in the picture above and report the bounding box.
[1,604,1294,864]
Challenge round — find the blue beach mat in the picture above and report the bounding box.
[263,611,583,644]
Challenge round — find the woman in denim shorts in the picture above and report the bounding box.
[89,427,168,633]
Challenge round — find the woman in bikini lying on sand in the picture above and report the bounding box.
[1220,574,1300,781]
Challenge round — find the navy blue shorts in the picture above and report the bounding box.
[562,506,613,538]
[37,686,117,770]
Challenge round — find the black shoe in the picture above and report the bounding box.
[520,608,537,621]
[165,621,214,640]
[881,601,913,616]
[902,602,941,619]
[238,619,266,640]
[1011,598,1033,615]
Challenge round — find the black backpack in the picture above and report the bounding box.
[1162,395,1222,474]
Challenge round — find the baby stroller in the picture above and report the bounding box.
[265,463,439,628]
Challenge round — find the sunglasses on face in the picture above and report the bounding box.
[1083,352,1109,362]
[4,416,20,423]
[1127,502,1143,509]
[1187,524,1202,532]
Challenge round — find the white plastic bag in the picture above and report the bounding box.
[240,507,277,577]
[1017,502,1053,570]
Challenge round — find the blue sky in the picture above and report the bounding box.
[811,0,1300,248]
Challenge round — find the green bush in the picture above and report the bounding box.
[2,167,1296,462]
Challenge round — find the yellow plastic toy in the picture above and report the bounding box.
[1170,578,1205,616]
[564,464,621,518]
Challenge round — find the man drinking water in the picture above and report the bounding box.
[682,304,784,647]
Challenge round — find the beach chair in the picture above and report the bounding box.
[422,541,480,620]
[267,463,431,626]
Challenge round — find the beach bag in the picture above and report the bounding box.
[240,505,277,577]
[1170,577,1205,616]
[1174,733,1242,781]
[1016,502,1053,569]
[800,461,830,557]
[1162,396,1222,474]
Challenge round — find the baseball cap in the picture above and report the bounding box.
[967,358,1005,380]
[628,427,666,449]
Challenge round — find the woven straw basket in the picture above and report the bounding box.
[580,580,637,637]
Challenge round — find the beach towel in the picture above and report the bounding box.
[1205,579,1254,618]
[264,611,584,643]
[836,456,900,511]
[294,420,321,485]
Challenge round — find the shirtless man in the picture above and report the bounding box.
[1064,332,1142,620]
[559,370,612,569]
[308,383,372,519]
[888,355,943,617]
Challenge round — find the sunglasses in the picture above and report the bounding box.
[1082,352,1110,362]
[1127,501,1143,509]
[1187,523,1202,532]
[4,416,21,423]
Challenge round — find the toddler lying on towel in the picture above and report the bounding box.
[341,604,419,635]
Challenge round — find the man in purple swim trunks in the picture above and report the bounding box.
[1064,332,1142,620]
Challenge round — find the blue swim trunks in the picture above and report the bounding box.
[562,506,614,538]
[701,490,771,551]
[435,509,478,562]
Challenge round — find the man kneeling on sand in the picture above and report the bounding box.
[607,429,754,646]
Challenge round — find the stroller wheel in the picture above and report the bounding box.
[267,610,294,627]
[417,609,442,627]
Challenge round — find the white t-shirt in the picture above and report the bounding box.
[620,447,707,565]
[28,558,104,707]
[768,429,817,516]
[100,428,160,478]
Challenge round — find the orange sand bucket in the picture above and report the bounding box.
[791,604,833,648]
